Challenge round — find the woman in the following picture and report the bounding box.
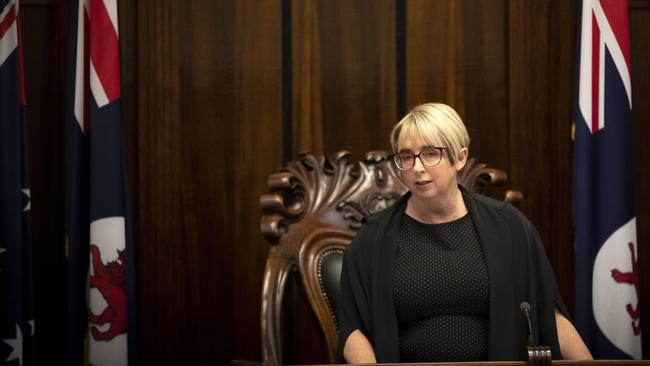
[336,103,592,363]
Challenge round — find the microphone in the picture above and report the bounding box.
[519,301,534,346]
[519,301,552,363]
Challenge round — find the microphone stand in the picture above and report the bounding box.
[520,301,552,366]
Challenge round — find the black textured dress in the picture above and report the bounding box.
[335,188,570,363]
[393,213,489,362]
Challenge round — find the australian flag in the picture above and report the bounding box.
[573,0,641,359]
[65,0,137,365]
[0,0,34,365]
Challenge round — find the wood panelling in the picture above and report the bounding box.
[136,0,184,362]
[292,0,324,154]
[21,1,67,364]
[229,1,283,361]
[545,0,579,318]
[21,0,650,364]
[407,0,510,175]
[307,0,397,158]
[508,0,577,314]
[630,3,650,356]
[134,1,282,364]
[508,0,551,226]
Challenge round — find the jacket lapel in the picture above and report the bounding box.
[372,193,407,362]
[461,187,519,360]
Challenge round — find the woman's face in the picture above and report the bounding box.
[397,137,466,204]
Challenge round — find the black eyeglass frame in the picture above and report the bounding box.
[392,147,448,171]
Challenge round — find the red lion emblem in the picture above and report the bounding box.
[610,242,641,335]
[89,244,127,341]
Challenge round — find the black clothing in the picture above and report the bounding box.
[393,214,489,361]
[335,186,570,363]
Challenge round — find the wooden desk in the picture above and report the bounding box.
[233,359,650,366]
[317,361,650,366]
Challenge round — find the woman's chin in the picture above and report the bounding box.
[410,184,438,201]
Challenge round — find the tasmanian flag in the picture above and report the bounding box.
[0,0,34,365]
[573,0,641,359]
[65,0,137,365]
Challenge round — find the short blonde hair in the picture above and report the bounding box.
[390,103,470,165]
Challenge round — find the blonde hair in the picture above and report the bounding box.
[390,103,470,165]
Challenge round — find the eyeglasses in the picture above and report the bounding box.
[393,147,447,170]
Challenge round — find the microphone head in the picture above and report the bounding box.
[520,301,531,313]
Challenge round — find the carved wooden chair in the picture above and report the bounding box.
[259,150,522,366]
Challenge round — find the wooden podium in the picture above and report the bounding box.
[307,361,649,366]
[233,341,644,365]
[362,361,650,366]
[233,358,650,366]
[232,340,648,366]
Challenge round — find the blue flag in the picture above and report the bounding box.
[573,0,641,359]
[0,0,35,364]
[65,0,137,365]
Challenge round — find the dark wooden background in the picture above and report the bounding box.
[19,0,650,364]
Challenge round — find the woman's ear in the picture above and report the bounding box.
[455,148,469,171]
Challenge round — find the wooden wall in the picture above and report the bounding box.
[21,0,67,363]
[20,0,650,364]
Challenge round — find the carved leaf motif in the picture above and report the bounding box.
[261,151,407,241]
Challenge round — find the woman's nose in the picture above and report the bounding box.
[413,156,426,172]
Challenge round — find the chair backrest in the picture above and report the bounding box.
[259,150,522,365]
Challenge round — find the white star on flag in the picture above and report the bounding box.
[3,324,23,366]
[28,320,34,336]
[21,189,30,212]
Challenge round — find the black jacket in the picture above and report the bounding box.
[335,186,569,362]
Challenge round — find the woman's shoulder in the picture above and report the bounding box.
[355,206,394,239]
[464,188,529,225]
[348,198,403,253]
[363,207,392,226]
[465,188,543,251]
[362,192,409,226]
